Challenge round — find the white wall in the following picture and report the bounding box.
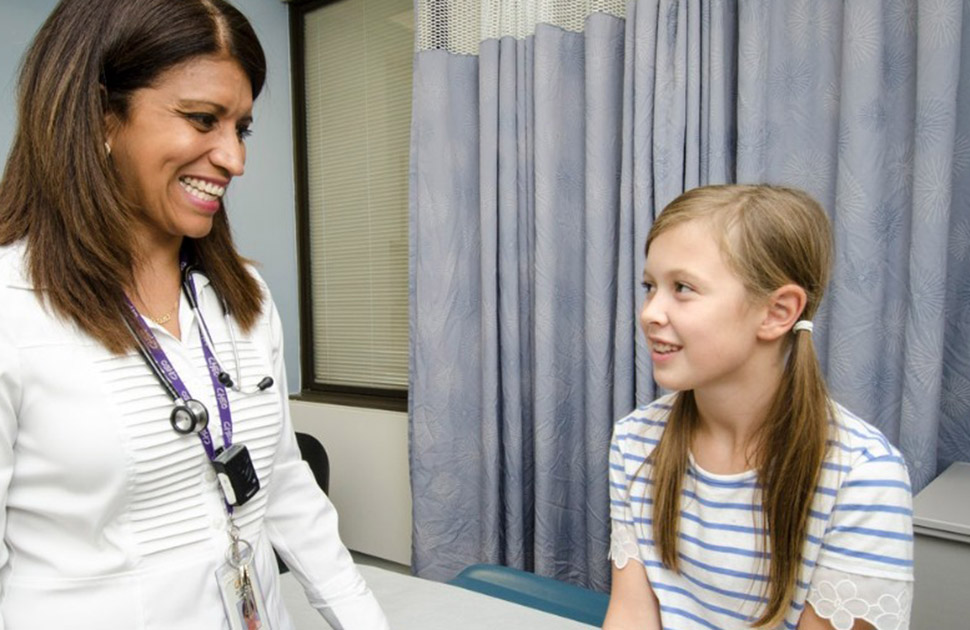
[290,400,412,566]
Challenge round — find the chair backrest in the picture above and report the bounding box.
[296,431,330,495]
[276,432,331,575]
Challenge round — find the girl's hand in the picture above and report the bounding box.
[601,561,661,630]
[798,602,875,630]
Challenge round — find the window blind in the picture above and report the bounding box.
[303,0,412,390]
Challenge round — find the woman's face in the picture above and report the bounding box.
[106,54,254,249]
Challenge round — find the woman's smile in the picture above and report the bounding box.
[178,175,228,212]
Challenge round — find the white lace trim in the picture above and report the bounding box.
[609,520,641,569]
[807,566,912,630]
[415,0,628,55]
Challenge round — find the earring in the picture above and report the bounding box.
[104,141,111,156]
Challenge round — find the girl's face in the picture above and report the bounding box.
[106,54,254,250]
[640,219,769,394]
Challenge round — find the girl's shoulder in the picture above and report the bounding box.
[825,400,909,480]
[828,401,903,458]
[611,392,676,453]
[616,392,677,426]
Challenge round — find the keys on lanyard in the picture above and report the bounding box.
[220,524,271,630]
[240,564,258,626]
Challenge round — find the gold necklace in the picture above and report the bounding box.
[148,303,178,325]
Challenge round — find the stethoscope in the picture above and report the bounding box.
[124,264,274,435]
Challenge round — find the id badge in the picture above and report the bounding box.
[216,558,273,630]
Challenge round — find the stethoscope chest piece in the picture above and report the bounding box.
[170,398,210,435]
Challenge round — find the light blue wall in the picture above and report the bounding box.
[227,0,300,394]
[0,1,60,155]
[0,0,302,393]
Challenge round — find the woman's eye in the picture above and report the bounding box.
[185,112,217,128]
[236,125,253,140]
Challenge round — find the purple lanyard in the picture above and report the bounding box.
[123,290,232,461]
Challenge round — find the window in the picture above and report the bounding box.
[290,0,412,409]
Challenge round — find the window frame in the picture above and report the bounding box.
[288,0,409,412]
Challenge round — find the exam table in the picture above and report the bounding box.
[281,564,598,629]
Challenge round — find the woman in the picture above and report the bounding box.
[0,0,389,628]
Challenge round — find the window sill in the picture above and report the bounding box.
[290,389,408,413]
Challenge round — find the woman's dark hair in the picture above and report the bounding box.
[0,0,267,353]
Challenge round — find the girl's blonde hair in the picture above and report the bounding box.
[646,184,833,628]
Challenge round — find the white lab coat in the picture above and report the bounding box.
[0,242,388,630]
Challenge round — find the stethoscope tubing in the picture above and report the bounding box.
[182,266,268,394]
[122,313,210,435]
[124,265,272,435]
[122,316,183,404]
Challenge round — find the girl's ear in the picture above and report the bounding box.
[758,284,807,341]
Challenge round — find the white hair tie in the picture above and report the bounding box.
[793,320,813,333]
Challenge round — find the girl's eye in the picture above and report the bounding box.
[640,281,654,293]
[674,282,693,294]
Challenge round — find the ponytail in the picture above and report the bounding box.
[752,327,830,627]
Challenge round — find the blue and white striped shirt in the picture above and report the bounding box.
[609,394,914,630]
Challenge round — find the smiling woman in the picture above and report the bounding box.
[106,56,253,246]
[0,0,268,349]
[0,0,388,629]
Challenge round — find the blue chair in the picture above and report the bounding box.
[448,563,609,626]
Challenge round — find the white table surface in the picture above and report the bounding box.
[281,564,598,629]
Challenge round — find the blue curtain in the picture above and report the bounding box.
[731,0,970,491]
[409,0,970,590]
[409,12,629,589]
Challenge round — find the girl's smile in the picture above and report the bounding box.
[647,337,682,362]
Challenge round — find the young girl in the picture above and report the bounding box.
[603,185,913,630]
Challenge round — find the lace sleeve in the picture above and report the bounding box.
[609,519,641,569]
[806,565,912,630]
